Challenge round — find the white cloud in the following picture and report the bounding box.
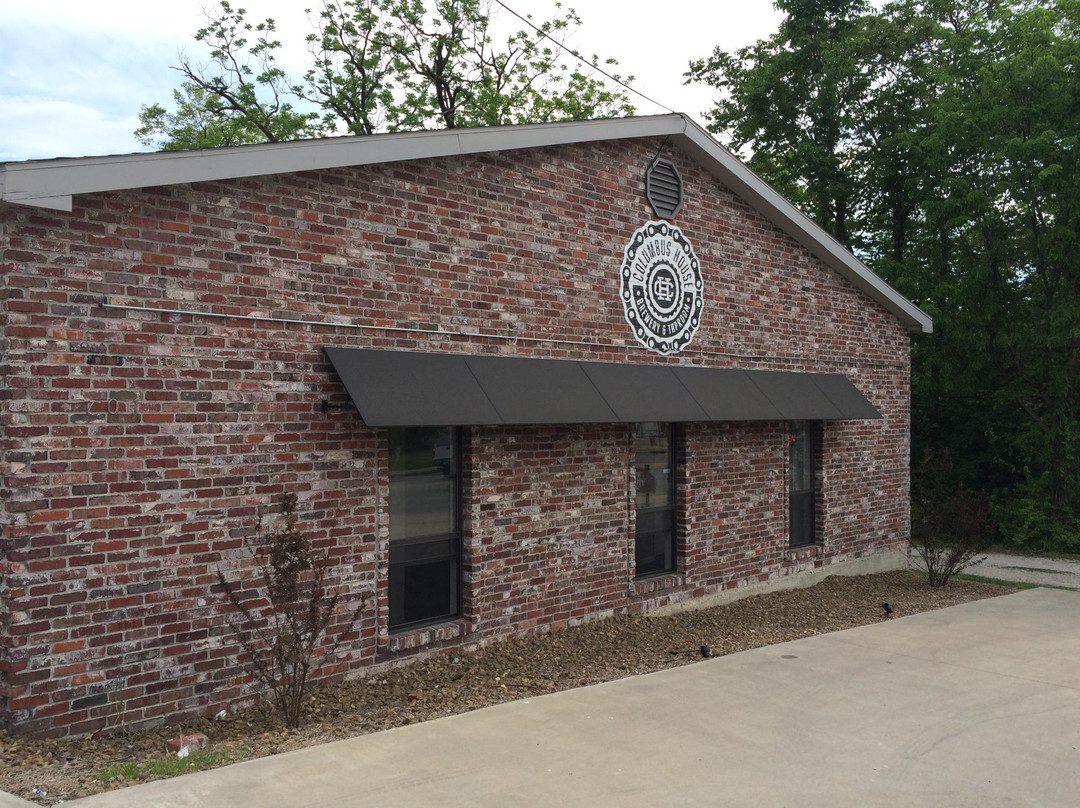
[0,0,783,162]
[0,97,146,161]
[0,21,183,160]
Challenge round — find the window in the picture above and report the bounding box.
[788,420,818,547]
[635,422,677,577]
[388,426,461,630]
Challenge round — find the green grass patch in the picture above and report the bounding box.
[987,545,1080,562]
[951,573,1043,589]
[949,571,1077,591]
[96,747,232,785]
[908,569,1042,589]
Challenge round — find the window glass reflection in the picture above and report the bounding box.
[789,421,812,493]
[635,422,676,577]
[389,426,458,543]
[387,426,460,629]
[788,420,817,548]
[635,422,673,511]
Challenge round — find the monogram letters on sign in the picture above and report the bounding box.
[619,221,703,355]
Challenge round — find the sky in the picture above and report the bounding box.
[0,0,783,163]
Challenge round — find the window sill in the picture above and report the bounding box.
[384,618,468,654]
[632,571,685,597]
[785,543,823,562]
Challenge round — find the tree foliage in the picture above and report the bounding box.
[687,0,877,246]
[690,0,1080,551]
[137,0,633,148]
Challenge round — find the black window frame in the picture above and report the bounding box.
[634,422,678,578]
[387,426,463,632]
[788,420,819,548]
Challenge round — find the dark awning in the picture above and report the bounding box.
[323,347,881,426]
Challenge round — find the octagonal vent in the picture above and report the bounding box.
[645,158,684,219]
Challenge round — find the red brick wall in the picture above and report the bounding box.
[0,136,911,735]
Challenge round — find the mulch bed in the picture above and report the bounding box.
[0,571,1014,804]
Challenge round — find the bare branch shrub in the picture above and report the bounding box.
[911,451,993,587]
[217,492,364,727]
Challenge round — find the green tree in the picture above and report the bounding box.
[935,0,1080,548]
[135,82,280,150]
[137,1,324,147]
[136,0,633,149]
[382,0,632,129]
[302,0,398,135]
[690,0,1080,550]
[687,0,877,247]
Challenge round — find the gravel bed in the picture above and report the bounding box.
[0,571,1014,804]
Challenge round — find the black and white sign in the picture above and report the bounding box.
[619,221,703,354]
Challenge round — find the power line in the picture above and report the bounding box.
[492,0,676,114]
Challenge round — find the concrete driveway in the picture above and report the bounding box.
[53,587,1080,808]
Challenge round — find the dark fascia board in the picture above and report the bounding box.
[0,113,931,334]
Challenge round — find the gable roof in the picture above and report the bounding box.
[0,113,932,333]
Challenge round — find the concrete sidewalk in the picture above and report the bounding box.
[56,587,1080,808]
[976,553,1080,590]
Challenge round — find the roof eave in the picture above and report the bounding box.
[0,115,688,213]
[0,113,931,334]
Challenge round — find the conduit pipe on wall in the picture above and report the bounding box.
[98,298,902,370]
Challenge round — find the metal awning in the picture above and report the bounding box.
[323,347,881,426]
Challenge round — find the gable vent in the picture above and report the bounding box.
[645,158,684,219]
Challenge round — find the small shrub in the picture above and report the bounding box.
[911,451,993,587]
[991,476,1080,554]
[217,492,364,728]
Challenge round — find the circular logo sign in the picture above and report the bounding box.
[619,221,703,355]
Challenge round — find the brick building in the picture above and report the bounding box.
[0,114,931,736]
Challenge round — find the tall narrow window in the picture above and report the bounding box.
[788,420,818,547]
[388,426,461,630]
[635,422,676,577]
